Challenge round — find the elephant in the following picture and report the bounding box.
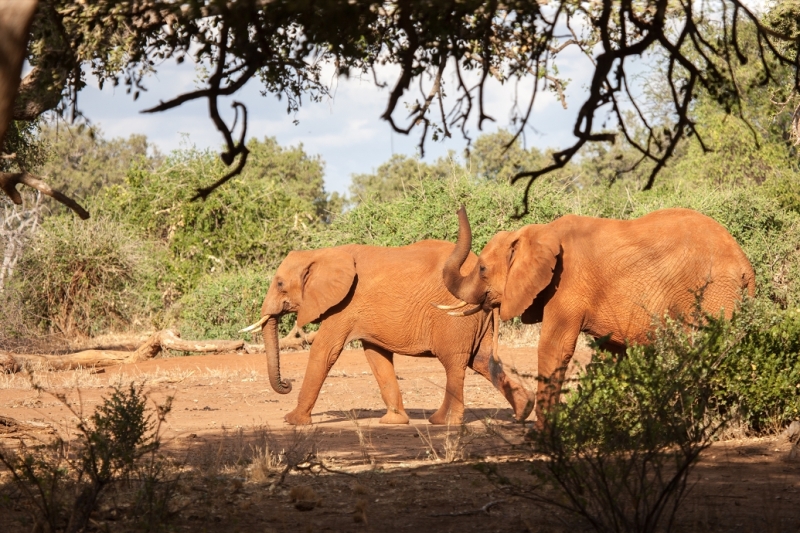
[440,206,756,429]
[241,240,534,426]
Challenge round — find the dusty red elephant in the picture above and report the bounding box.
[242,240,533,426]
[441,206,755,429]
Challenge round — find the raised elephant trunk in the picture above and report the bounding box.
[443,205,486,305]
[262,316,292,394]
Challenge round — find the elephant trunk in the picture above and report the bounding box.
[443,205,486,304]
[263,316,292,394]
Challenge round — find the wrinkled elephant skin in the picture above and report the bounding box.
[257,241,533,426]
[443,207,756,429]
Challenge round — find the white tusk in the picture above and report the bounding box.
[239,315,269,333]
[447,305,483,317]
[432,300,468,310]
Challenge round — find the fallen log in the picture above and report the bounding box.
[0,326,318,373]
[1,330,245,373]
[0,415,55,436]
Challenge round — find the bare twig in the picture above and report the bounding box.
[430,499,505,517]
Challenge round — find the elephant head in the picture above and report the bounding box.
[442,206,561,321]
[243,249,356,394]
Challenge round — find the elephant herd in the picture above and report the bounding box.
[242,207,755,430]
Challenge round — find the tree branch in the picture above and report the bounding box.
[0,172,90,219]
[12,65,67,121]
[0,0,38,151]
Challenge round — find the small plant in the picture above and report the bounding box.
[343,409,374,465]
[415,422,474,463]
[0,383,175,533]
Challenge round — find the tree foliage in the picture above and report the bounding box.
[3,0,800,212]
[38,122,162,198]
[98,137,339,293]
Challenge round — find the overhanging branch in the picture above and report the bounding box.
[0,172,90,219]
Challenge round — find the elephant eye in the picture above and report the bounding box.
[276,280,284,290]
[479,264,487,275]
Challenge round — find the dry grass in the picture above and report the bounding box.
[0,361,104,390]
[415,423,476,463]
[184,424,320,488]
[498,321,541,347]
[343,409,374,465]
[0,364,264,392]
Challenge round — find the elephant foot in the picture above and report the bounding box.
[379,410,409,425]
[428,409,463,426]
[513,390,536,422]
[284,409,313,425]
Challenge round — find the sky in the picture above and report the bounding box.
[76,42,595,195]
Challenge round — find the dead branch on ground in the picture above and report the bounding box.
[1,324,318,373]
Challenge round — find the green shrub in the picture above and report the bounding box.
[716,303,800,431]
[97,138,336,294]
[7,215,163,337]
[0,383,175,533]
[177,268,295,341]
[490,303,740,533]
[312,173,570,252]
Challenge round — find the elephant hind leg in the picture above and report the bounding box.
[429,357,468,426]
[362,342,409,425]
[470,351,534,422]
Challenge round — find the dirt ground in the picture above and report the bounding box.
[1,344,799,532]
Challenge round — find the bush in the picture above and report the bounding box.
[97,138,337,294]
[716,303,800,431]
[488,300,778,533]
[177,267,294,341]
[7,215,163,337]
[0,383,175,533]
[312,173,570,252]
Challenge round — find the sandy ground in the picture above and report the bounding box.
[1,345,799,532]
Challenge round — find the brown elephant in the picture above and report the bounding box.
[441,206,755,429]
[241,240,534,426]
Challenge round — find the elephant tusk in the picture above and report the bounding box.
[431,300,468,310]
[239,315,269,333]
[447,305,483,317]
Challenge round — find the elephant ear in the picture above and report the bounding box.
[500,229,560,321]
[296,249,357,328]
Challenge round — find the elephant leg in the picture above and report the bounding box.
[362,342,409,425]
[429,358,468,426]
[469,351,534,422]
[284,329,346,426]
[534,313,581,431]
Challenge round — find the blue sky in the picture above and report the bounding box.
[77,48,595,195]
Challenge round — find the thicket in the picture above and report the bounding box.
[2,215,162,338]
[477,300,799,532]
[177,268,296,342]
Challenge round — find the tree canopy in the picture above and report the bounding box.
[1,0,800,217]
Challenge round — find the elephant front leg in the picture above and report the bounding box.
[362,342,409,425]
[534,316,581,431]
[284,331,345,426]
[469,350,534,422]
[429,359,467,425]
